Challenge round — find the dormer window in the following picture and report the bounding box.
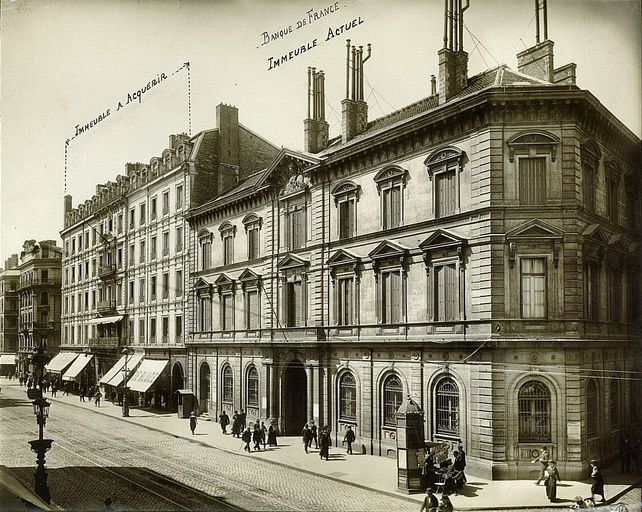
[374,166,407,230]
[425,147,465,218]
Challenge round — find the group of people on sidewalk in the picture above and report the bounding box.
[300,422,357,460]
[422,445,467,497]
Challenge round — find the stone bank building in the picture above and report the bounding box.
[184,6,641,481]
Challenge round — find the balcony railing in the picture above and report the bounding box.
[88,337,120,348]
[98,264,116,279]
[97,300,116,313]
[18,278,61,290]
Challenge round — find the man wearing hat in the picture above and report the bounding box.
[531,446,550,485]
[419,489,439,512]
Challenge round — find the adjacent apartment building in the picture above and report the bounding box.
[183,3,641,480]
[16,240,63,374]
[60,104,279,406]
[0,255,20,374]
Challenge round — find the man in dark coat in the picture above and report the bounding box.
[252,423,262,451]
[218,411,230,434]
[267,424,277,446]
[241,427,252,452]
[310,421,318,449]
[343,426,355,454]
[544,460,561,502]
[189,411,197,435]
[239,409,246,431]
[232,411,240,437]
[319,427,330,460]
[531,446,550,485]
[302,424,312,454]
[420,489,439,512]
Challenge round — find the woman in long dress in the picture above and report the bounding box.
[590,460,606,502]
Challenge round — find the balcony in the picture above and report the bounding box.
[33,321,55,330]
[97,300,116,314]
[98,264,116,280]
[18,278,61,290]
[88,337,120,349]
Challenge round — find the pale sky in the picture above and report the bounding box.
[1,0,640,264]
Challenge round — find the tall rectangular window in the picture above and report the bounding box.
[139,203,146,225]
[129,244,134,266]
[150,318,157,342]
[247,227,259,260]
[138,318,145,343]
[117,213,123,233]
[175,270,183,297]
[139,278,145,303]
[151,197,157,220]
[246,290,259,329]
[585,261,599,321]
[382,186,401,229]
[129,281,134,303]
[162,191,170,215]
[381,271,401,324]
[223,235,234,265]
[162,232,169,257]
[607,177,619,223]
[150,275,157,301]
[176,227,183,252]
[162,273,169,299]
[199,297,211,331]
[521,258,546,318]
[286,281,303,327]
[435,169,457,217]
[129,208,135,229]
[584,164,596,211]
[139,241,146,263]
[338,199,355,238]
[162,317,169,342]
[288,208,305,250]
[201,241,211,270]
[222,295,234,331]
[519,157,546,205]
[151,237,157,260]
[608,268,622,322]
[337,277,354,325]
[435,263,457,321]
[176,185,184,209]
[175,315,183,342]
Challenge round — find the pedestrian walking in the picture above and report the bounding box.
[543,460,561,502]
[18,375,23,387]
[618,436,632,473]
[319,427,330,461]
[27,377,33,389]
[51,382,57,397]
[590,460,606,502]
[241,426,252,452]
[252,423,262,451]
[302,424,312,454]
[420,489,439,512]
[260,421,267,448]
[189,410,198,435]
[80,387,86,402]
[438,495,453,512]
[267,423,277,446]
[531,446,550,485]
[94,390,102,407]
[343,425,355,454]
[232,411,241,438]
[310,420,318,449]
[218,410,230,434]
[240,409,247,430]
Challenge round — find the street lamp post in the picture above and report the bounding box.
[121,347,131,417]
[29,344,52,504]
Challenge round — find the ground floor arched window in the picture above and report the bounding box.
[339,372,357,421]
[383,374,403,427]
[518,380,551,442]
[246,366,259,407]
[222,365,233,404]
[435,377,459,436]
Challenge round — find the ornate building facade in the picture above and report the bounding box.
[0,255,20,373]
[184,5,641,480]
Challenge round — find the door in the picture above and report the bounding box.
[282,360,307,435]
[199,362,210,413]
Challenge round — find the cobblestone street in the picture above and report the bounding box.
[0,382,418,511]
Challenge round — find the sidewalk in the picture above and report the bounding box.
[3,379,640,510]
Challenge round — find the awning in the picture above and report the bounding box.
[105,353,144,387]
[175,389,194,395]
[99,354,128,385]
[127,359,168,392]
[45,352,80,374]
[62,354,94,381]
[86,315,124,325]
[0,354,16,366]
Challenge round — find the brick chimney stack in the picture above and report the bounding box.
[438,0,470,104]
[64,194,72,225]
[341,40,371,143]
[304,67,330,153]
[517,0,576,85]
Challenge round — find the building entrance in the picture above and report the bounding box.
[171,363,184,412]
[282,360,307,435]
[199,363,210,413]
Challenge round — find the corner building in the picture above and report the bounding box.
[186,7,641,480]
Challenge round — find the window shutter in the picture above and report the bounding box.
[436,266,445,321]
[348,200,354,238]
[446,264,456,320]
[249,291,259,329]
[294,281,303,326]
[391,186,401,228]
[519,158,546,205]
[381,273,389,323]
[391,272,400,323]
[382,189,390,229]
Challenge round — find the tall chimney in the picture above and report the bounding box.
[438,0,469,104]
[304,68,330,153]
[64,194,72,226]
[431,75,437,96]
[341,40,371,143]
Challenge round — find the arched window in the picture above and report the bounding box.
[222,365,233,404]
[436,378,460,436]
[518,380,551,442]
[587,379,598,437]
[339,372,357,421]
[383,374,403,427]
[246,366,259,407]
[610,378,620,431]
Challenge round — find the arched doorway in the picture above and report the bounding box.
[199,363,211,413]
[282,360,307,435]
[171,363,184,413]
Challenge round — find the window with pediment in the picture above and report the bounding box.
[280,172,310,251]
[240,269,261,331]
[195,280,213,331]
[582,224,608,322]
[216,274,235,332]
[370,241,408,330]
[581,140,601,212]
[606,161,622,224]
[278,255,309,327]
[242,214,262,261]
[219,223,236,266]
[507,131,559,206]
[425,147,465,218]
[421,230,466,332]
[332,181,360,239]
[374,167,406,230]
[198,230,213,270]
[329,250,361,327]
